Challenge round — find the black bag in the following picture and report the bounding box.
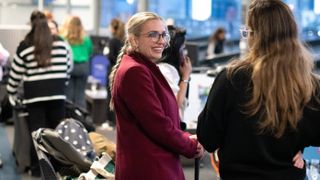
[0,92,13,123]
[65,100,95,132]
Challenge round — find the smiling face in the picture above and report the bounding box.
[133,19,168,63]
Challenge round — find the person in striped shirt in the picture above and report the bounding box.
[6,10,72,177]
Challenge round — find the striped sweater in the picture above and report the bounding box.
[7,36,72,104]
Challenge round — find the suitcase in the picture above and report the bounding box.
[12,104,31,173]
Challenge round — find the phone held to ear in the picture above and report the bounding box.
[180,48,188,66]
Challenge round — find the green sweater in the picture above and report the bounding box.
[68,36,93,63]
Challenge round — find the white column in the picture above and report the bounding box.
[38,0,44,11]
[137,0,148,12]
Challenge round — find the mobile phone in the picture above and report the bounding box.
[180,48,188,65]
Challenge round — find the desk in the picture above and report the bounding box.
[85,89,108,125]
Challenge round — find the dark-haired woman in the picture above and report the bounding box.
[207,27,226,57]
[158,25,192,122]
[108,18,125,65]
[7,10,72,176]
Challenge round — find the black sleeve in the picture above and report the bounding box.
[300,95,320,147]
[197,69,230,152]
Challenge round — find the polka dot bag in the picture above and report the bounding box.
[55,118,97,161]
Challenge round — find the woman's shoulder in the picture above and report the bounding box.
[83,35,92,42]
[16,40,32,56]
[53,35,64,41]
[223,66,252,89]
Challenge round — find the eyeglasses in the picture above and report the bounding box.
[239,27,253,39]
[141,31,170,43]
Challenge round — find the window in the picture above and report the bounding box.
[148,0,242,40]
[284,0,320,40]
[100,0,137,28]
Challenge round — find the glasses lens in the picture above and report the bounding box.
[240,29,248,39]
[162,33,170,42]
[147,31,170,43]
[147,32,159,42]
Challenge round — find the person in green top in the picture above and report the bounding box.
[60,15,93,109]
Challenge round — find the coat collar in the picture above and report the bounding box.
[127,52,175,98]
[129,52,158,70]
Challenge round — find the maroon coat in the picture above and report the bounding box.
[113,53,198,180]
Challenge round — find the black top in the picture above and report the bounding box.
[214,40,224,54]
[108,37,123,65]
[197,69,320,180]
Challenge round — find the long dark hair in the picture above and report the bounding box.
[25,10,53,67]
[110,18,125,41]
[209,27,225,43]
[161,25,186,70]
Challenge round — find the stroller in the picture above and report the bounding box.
[12,99,95,173]
[32,128,92,179]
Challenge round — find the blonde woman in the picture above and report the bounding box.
[197,0,320,179]
[109,12,204,180]
[60,16,93,108]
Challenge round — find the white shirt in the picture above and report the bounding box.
[157,62,180,96]
[158,62,188,121]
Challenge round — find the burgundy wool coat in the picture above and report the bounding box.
[113,53,198,180]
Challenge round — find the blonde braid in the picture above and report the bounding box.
[109,40,130,109]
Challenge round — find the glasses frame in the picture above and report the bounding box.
[239,27,253,39]
[140,31,171,44]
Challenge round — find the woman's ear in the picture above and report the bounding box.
[129,36,139,50]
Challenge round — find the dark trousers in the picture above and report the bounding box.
[26,100,65,171]
[66,62,89,109]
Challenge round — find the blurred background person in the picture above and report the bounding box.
[6,10,72,177]
[197,0,319,179]
[0,42,9,168]
[207,27,226,57]
[44,9,59,35]
[60,15,93,109]
[109,12,203,179]
[108,18,125,66]
[0,42,9,83]
[158,25,192,125]
[106,18,125,126]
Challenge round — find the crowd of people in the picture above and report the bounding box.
[0,0,319,179]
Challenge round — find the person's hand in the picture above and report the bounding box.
[293,151,304,169]
[194,142,205,159]
[179,56,192,80]
[189,135,205,159]
[8,95,17,107]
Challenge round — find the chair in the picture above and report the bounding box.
[90,54,111,87]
